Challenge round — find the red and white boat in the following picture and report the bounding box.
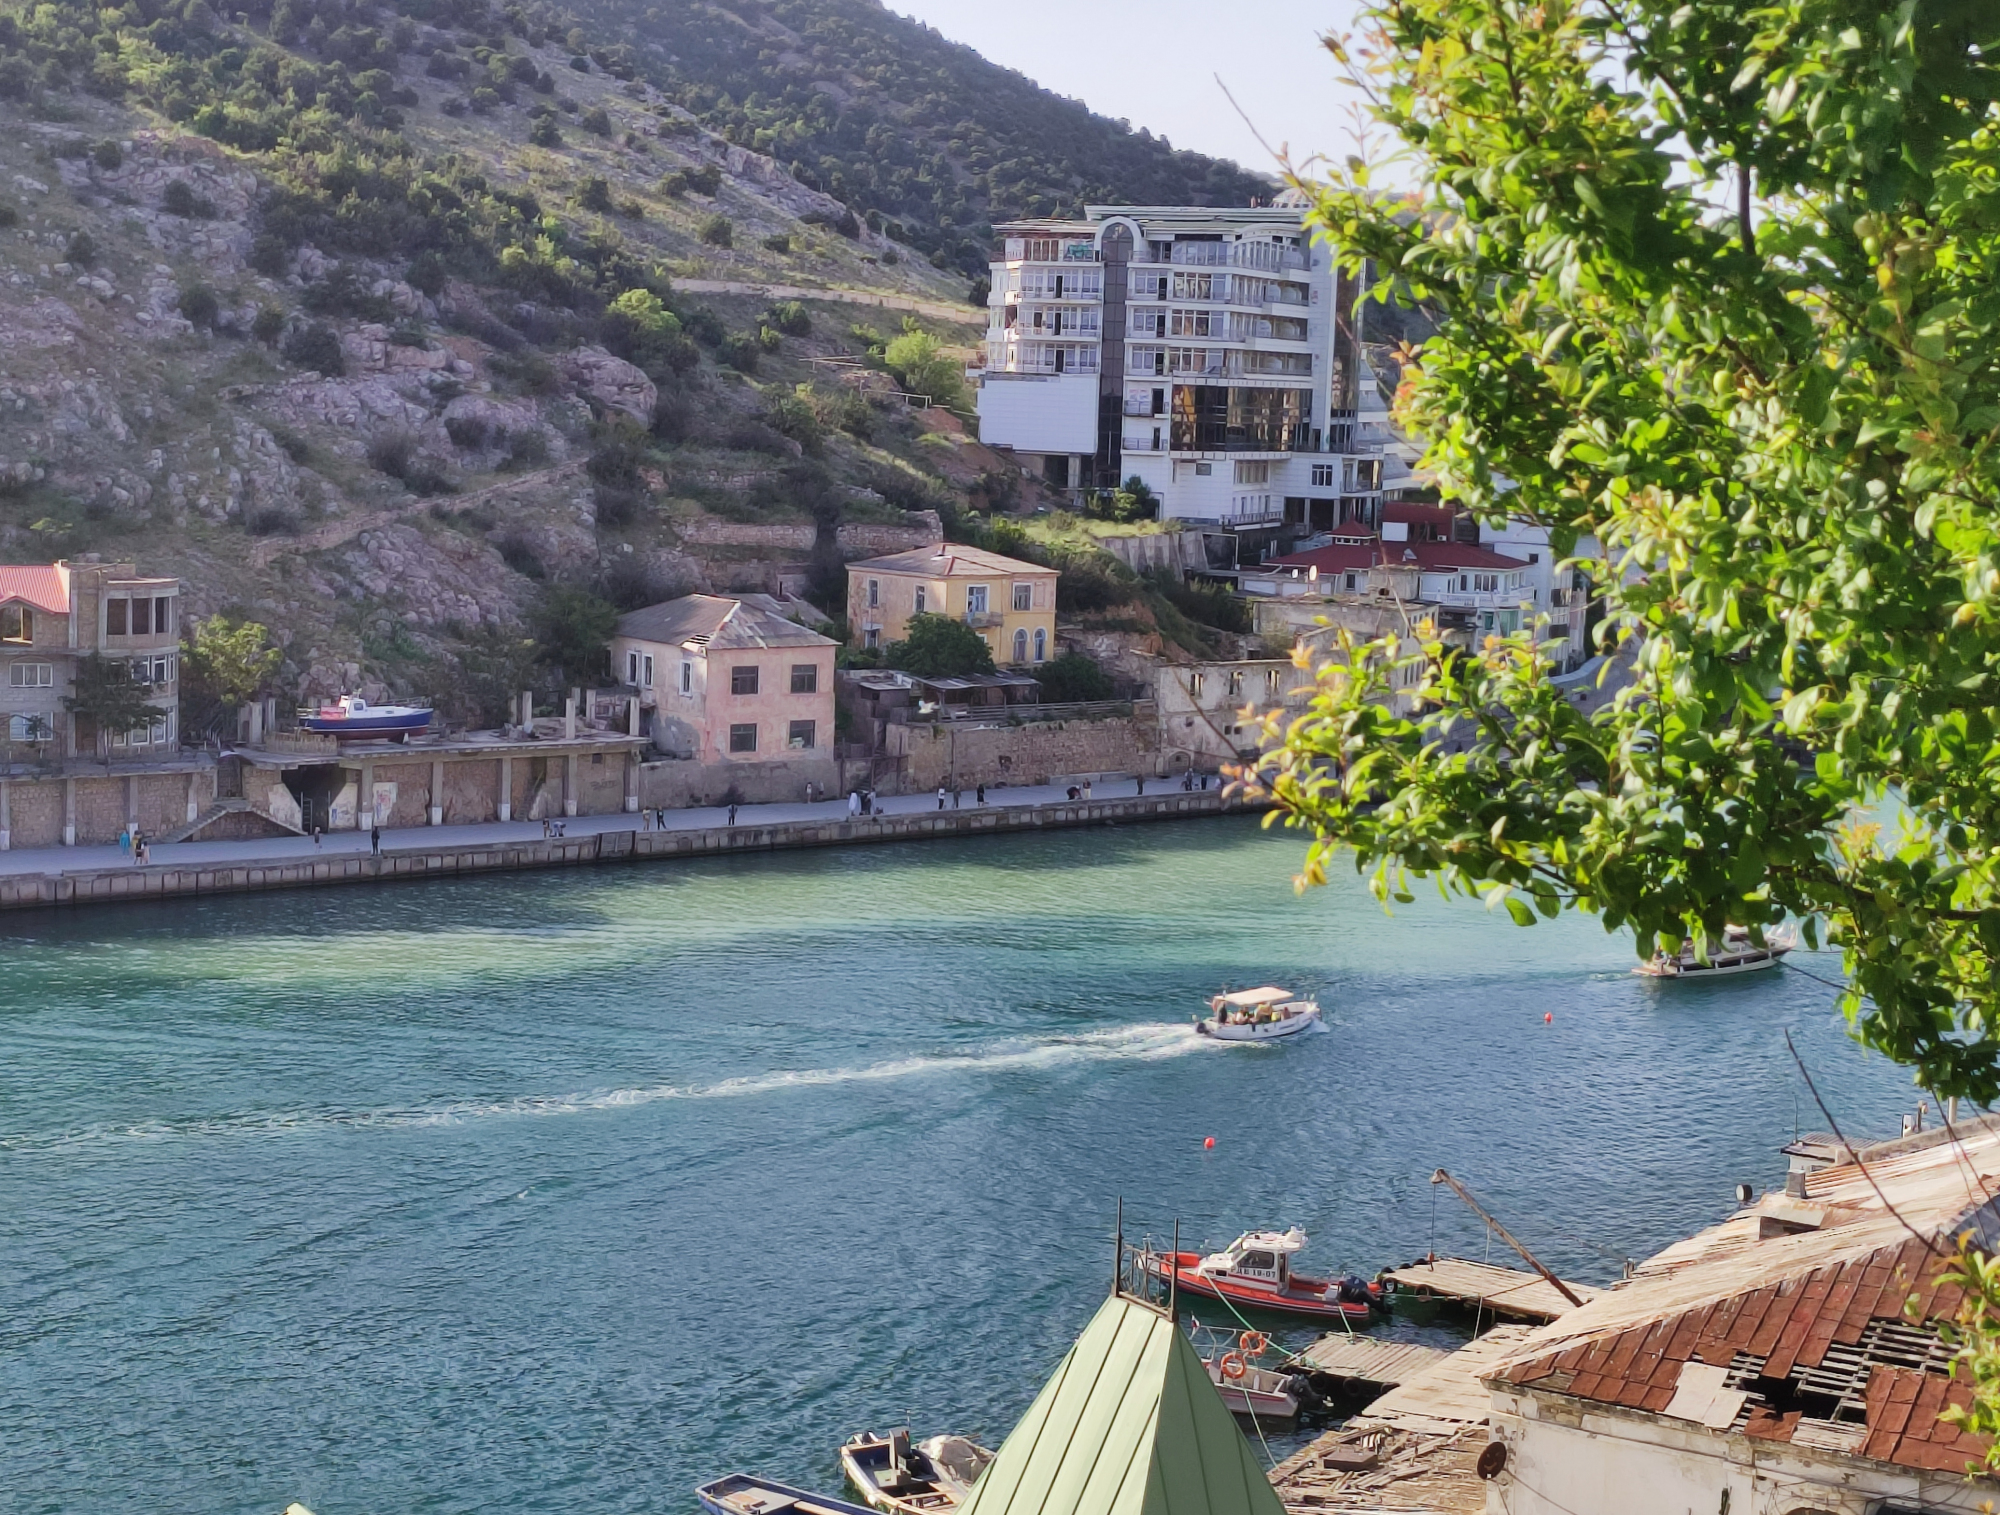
[1137,1229,1385,1323]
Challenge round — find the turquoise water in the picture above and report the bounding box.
[0,819,1914,1514]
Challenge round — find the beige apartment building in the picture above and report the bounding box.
[846,545,1058,668]
[613,593,837,770]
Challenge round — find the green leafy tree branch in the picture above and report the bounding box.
[1252,0,2000,1105]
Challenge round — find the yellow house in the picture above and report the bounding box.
[846,545,1059,668]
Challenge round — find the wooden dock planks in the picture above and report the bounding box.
[1361,1325,1540,1434]
[1296,1336,1450,1389]
[1384,1257,1599,1323]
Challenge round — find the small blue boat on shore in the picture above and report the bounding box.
[697,1473,878,1515]
[298,694,434,739]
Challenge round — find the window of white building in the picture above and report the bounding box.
[1234,461,1269,485]
[8,661,51,688]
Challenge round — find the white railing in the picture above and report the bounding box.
[1161,241,1308,272]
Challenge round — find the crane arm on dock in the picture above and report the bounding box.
[1429,1168,1585,1309]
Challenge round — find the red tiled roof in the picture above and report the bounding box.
[0,564,68,613]
[1488,1116,2000,1484]
[1268,540,1528,574]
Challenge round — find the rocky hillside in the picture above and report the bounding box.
[0,0,1054,724]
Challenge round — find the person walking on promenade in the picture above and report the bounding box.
[135,835,149,866]
[936,786,946,811]
[370,823,381,857]
[312,825,323,848]
[727,802,738,826]
[848,789,860,817]
[1136,776,1145,796]
[952,786,961,809]
[1083,778,1093,801]
[976,783,985,805]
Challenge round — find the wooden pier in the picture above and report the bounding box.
[1270,1326,1542,1513]
[1295,1335,1449,1392]
[1384,1256,1598,1323]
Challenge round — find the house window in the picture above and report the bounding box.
[106,598,127,636]
[8,661,52,688]
[1013,628,1028,663]
[627,650,640,684]
[1190,673,1205,698]
[155,597,172,636]
[1265,669,1281,694]
[680,660,693,695]
[916,586,929,613]
[1033,628,1047,662]
[791,664,818,694]
[963,585,987,615]
[0,605,29,642]
[788,719,816,749]
[867,578,880,609]
[131,597,151,636]
[1343,572,1358,591]
[1234,461,1269,485]
[1311,464,1334,487]
[7,713,51,742]
[1194,462,1212,477]
[643,654,654,686]
[1228,670,1243,696]
[1012,582,1033,612]
[729,723,757,753]
[864,626,880,649]
[731,666,759,695]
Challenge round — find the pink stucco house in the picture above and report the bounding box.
[612,594,837,767]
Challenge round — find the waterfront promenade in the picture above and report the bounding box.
[0,776,1247,912]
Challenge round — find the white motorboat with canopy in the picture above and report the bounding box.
[1195,987,1322,1042]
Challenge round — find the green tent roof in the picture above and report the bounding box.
[957,1293,1288,1515]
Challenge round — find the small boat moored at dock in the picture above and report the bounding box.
[839,1429,993,1515]
[1187,1323,1326,1424]
[297,694,435,740]
[698,1474,879,1515]
[1636,925,1793,978]
[1137,1228,1385,1323]
[1193,986,1322,1042]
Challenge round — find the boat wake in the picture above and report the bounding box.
[5,1023,1213,1151]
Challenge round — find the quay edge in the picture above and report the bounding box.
[0,790,1261,915]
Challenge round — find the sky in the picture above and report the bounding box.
[888,0,1371,179]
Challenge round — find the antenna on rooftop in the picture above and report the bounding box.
[1113,1197,1123,1298]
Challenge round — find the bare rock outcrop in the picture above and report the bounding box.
[556,345,656,421]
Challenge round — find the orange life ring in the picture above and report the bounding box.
[1219,1351,1248,1380]
[1238,1331,1269,1357]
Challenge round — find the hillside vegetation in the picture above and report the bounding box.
[0,0,1061,723]
[557,0,1274,278]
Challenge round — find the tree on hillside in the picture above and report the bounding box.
[180,616,282,736]
[884,613,995,679]
[530,584,617,685]
[63,655,167,762]
[1035,652,1114,703]
[883,324,966,412]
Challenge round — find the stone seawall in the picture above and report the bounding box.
[0,791,1253,914]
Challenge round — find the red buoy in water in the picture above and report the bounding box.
[1204,1136,1216,1149]
[1544,1012,1554,1024]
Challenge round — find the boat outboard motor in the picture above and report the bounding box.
[1336,1274,1375,1305]
[1282,1374,1329,1418]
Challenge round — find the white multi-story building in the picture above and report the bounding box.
[974,201,1386,532]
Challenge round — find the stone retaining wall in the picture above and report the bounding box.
[0,792,1252,914]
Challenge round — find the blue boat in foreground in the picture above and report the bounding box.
[697,1474,880,1515]
[297,694,434,740]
